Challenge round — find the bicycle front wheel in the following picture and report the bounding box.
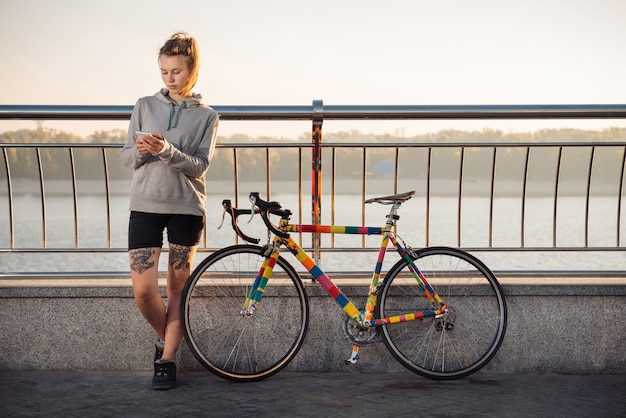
[181,245,309,381]
[378,247,506,379]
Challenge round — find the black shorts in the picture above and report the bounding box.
[128,211,204,250]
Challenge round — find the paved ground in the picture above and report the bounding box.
[0,370,624,417]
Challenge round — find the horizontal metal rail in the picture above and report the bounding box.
[3,104,626,120]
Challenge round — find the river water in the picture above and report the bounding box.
[0,191,624,274]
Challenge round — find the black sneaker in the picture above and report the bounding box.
[152,359,176,390]
[154,339,164,362]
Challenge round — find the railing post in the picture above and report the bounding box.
[1,148,14,249]
[311,100,324,265]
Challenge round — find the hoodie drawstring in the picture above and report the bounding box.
[167,101,186,131]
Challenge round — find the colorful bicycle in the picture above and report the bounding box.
[181,191,507,381]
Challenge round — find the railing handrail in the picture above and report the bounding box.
[2,103,626,121]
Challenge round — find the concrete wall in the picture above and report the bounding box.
[0,283,624,375]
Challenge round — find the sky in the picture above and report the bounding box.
[1,0,625,138]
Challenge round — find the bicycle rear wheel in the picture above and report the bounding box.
[181,245,309,381]
[377,246,506,379]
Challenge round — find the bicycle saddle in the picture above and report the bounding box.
[364,190,415,204]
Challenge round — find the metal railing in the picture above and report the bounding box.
[1,102,625,279]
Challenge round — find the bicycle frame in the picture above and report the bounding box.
[241,207,449,362]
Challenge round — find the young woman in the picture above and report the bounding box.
[121,32,219,390]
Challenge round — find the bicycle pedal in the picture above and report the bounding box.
[345,355,359,365]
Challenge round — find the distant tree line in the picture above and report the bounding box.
[1,127,624,184]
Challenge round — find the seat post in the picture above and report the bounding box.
[385,202,402,226]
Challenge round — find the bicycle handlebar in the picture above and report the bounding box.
[219,200,261,244]
[219,193,292,243]
[249,192,292,239]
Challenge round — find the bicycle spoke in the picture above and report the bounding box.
[379,247,506,379]
[181,245,309,381]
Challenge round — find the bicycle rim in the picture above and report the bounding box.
[378,246,507,379]
[181,245,309,381]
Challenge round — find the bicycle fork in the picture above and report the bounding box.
[240,244,278,316]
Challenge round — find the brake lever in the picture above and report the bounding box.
[218,205,227,229]
[248,193,258,224]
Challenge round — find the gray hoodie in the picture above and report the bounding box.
[121,89,219,216]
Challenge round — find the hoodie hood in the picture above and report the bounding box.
[155,88,205,130]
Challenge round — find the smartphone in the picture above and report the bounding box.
[135,130,155,137]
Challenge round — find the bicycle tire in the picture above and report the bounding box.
[377,246,507,379]
[181,245,309,381]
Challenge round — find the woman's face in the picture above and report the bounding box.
[159,54,192,98]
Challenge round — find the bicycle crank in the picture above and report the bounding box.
[341,311,380,346]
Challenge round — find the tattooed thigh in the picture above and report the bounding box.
[129,248,155,274]
[169,244,191,270]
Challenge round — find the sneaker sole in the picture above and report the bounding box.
[152,382,176,390]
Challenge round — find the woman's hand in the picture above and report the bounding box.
[136,133,165,156]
